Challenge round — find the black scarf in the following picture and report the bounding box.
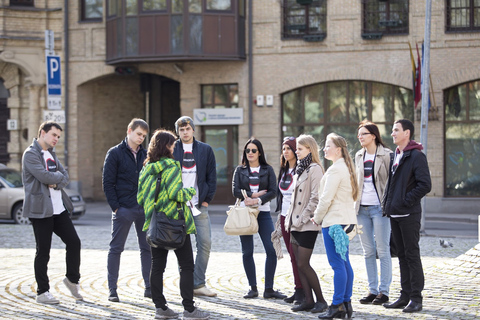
[296,153,312,177]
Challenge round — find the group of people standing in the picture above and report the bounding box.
[233,118,431,318]
[21,116,431,320]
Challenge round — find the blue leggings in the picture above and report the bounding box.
[322,227,354,305]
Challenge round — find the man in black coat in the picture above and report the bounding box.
[382,119,431,313]
[103,118,151,302]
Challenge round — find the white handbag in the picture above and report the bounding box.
[224,190,260,236]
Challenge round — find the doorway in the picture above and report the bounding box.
[0,80,10,164]
[202,126,238,204]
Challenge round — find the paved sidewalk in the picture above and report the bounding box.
[0,204,479,319]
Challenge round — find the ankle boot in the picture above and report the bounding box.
[318,303,346,319]
[344,301,353,319]
[283,291,296,304]
[294,288,305,305]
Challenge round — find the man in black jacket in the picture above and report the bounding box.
[103,118,151,302]
[382,119,431,313]
[173,116,217,297]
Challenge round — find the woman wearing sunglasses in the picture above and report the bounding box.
[355,120,393,306]
[275,136,304,305]
[232,138,286,300]
[285,134,328,313]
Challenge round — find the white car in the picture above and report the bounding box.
[0,164,86,224]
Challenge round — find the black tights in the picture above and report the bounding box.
[292,243,326,304]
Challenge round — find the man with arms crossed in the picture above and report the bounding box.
[22,121,83,304]
[173,116,217,297]
[382,119,431,313]
[103,118,151,302]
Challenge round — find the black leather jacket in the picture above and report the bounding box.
[382,143,431,217]
[232,164,277,205]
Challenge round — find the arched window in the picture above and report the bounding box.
[281,80,413,167]
[444,80,480,197]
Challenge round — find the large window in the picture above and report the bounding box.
[445,80,480,197]
[282,0,327,40]
[282,81,414,167]
[81,0,103,21]
[362,0,409,38]
[446,0,480,32]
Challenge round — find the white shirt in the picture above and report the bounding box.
[42,150,65,215]
[279,168,295,216]
[361,152,380,205]
[181,143,199,207]
[241,166,270,212]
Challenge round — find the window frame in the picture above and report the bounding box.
[445,0,480,33]
[361,0,409,37]
[282,0,327,40]
[80,0,104,22]
[201,83,239,109]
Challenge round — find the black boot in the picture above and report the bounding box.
[294,288,305,305]
[284,291,296,304]
[344,301,353,319]
[317,303,346,319]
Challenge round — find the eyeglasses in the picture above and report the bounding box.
[283,136,295,141]
[246,148,258,154]
[357,132,372,137]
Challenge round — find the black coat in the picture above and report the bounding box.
[232,164,277,205]
[382,147,431,217]
[102,138,147,212]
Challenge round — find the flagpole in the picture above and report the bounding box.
[420,0,432,234]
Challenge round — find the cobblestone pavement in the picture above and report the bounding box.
[0,207,479,319]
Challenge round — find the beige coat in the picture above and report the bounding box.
[313,158,357,228]
[354,144,392,213]
[285,163,323,232]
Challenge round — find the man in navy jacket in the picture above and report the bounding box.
[382,119,431,313]
[103,118,151,302]
[173,116,217,297]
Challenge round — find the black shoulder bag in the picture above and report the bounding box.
[146,171,187,250]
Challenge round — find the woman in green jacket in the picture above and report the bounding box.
[137,129,209,320]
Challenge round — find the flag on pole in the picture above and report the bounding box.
[414,43,422,109]
[408,42,417,104]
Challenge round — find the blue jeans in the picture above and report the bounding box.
[240,211,277,289]
[107,205,152,290]
[193,205,212,289]
[357,205,392,296]
[323,227,354,305]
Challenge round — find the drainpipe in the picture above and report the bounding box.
[63,0,69,168]
[247,0,253,138]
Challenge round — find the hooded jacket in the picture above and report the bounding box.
[137,157,196,233]
[382,140,431,217]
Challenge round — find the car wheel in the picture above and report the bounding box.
[13,203,30,225]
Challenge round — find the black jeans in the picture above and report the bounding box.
[30,211,81,295]
[390,213,424,303]
[150,234,194,312]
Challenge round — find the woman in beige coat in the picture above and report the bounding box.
[355,121,393,306]
[285,135,328,313]
[312,133,358,319]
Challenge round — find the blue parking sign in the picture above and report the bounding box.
[46,55,61,96]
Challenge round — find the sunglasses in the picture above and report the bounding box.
[245,148,258,154]
[283,136,295,141]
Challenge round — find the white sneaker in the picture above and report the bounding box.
[63,277,84,300]
[36,291,60,304]
[193,286,217,297]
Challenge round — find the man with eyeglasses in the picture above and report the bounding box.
[173,116,217,297]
